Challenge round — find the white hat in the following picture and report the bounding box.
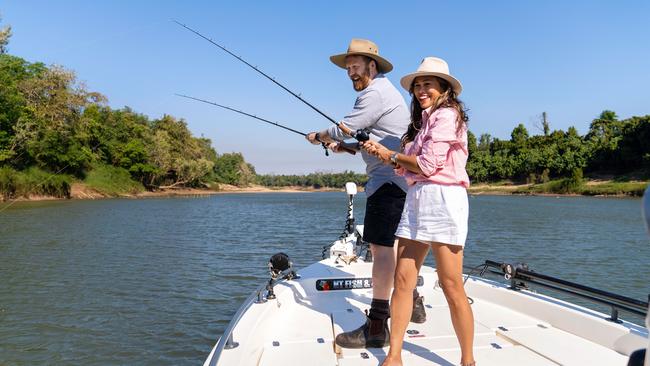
[400,57,462,96]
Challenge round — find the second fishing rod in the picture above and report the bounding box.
[173,20,370,143]
[175,94,358,156]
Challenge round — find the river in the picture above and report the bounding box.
[1,193,648,365]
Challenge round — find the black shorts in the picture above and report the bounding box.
[363,182,406,247]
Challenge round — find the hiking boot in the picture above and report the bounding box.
[410,296,426,324]
[335,316,389,348]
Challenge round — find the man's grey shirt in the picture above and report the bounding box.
[327,74,410,196]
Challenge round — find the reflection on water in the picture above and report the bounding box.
[1,194,648,364]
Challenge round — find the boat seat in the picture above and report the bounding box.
[497,325,629,366]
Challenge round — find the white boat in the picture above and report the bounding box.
[204,184,649,366]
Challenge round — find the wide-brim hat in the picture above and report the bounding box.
[400,57,462,96]
[330,39,393,74]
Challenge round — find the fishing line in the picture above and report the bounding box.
[173,20,370,142]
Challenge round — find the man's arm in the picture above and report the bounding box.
[326,90,383,141]
[305,131,357,154]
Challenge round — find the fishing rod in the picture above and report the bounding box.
[175,94,357,156]
[173,20,370,142]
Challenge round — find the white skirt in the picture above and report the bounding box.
[394,183,468,247]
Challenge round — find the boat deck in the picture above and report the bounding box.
[208,259,647,366]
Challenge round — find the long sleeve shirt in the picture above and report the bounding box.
[326,74,410,196]
[396,107,470,188]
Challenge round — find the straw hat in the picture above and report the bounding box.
[400,57,462,96]
[330,39,393,73]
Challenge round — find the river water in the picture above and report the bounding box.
[1,193,648,365]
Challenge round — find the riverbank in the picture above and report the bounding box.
[2,183,342,202]
[3,180,647,202]
[468,179,649,197]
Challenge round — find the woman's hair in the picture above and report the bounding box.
[400,77,469,149]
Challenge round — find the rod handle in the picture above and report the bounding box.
[339,142,358,155]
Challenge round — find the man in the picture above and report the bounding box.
[306,39,426,348]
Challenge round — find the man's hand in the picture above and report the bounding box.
[327,142,345,153]
[306,132,322,145]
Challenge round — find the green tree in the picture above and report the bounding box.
[586,110,623,172]
[0,55,47,164]
[15,65,104,174]
[0,13,11,54]
[149,115,216,187]
[214,152,256,186]
[478,133,491,152]
[510,123,529,150]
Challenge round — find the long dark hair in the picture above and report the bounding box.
[400,77,469,150]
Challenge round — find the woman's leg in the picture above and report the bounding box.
[381,238,430,366]
[432,243,475,365]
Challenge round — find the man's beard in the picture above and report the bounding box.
[351,73,371,91]
[352,66,370,91]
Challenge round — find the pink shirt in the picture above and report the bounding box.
[396,107,470,188]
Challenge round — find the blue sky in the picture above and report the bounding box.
[2,1,649,174]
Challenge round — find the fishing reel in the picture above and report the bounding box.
[501,262,529,280]
[499,262,530,291]
[269,252,292,278]
[352,128,370,142]
[264,252,298,301]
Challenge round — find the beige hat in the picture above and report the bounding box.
[400,57,462,96]
[330,39,393,73]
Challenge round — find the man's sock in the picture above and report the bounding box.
[368,298,390,320]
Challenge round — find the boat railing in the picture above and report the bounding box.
[467,260,649,323]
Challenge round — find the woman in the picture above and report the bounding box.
[362,57,475,366]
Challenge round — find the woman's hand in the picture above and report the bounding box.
[361,140,393,164]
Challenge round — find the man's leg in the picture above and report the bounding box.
[370,243,397,298]
[371,241,426,324]
[335,242,397,349]
[366,242,397,321]
[336,183,415,349]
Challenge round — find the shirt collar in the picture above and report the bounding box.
[422,106,434,120]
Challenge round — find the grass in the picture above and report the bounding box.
[514,180,648,196]
[580,181,648,196]
[1,166,72,199]
[84,164,144,196]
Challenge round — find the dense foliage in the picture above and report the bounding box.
[257,171,368,188]
[0,53,254,198]
[466,111,650,183]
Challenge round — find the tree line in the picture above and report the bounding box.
[466,111,650,184]
[0,17,647,199]
[257,171,368,188]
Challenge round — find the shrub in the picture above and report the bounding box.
[84,164,144,196]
